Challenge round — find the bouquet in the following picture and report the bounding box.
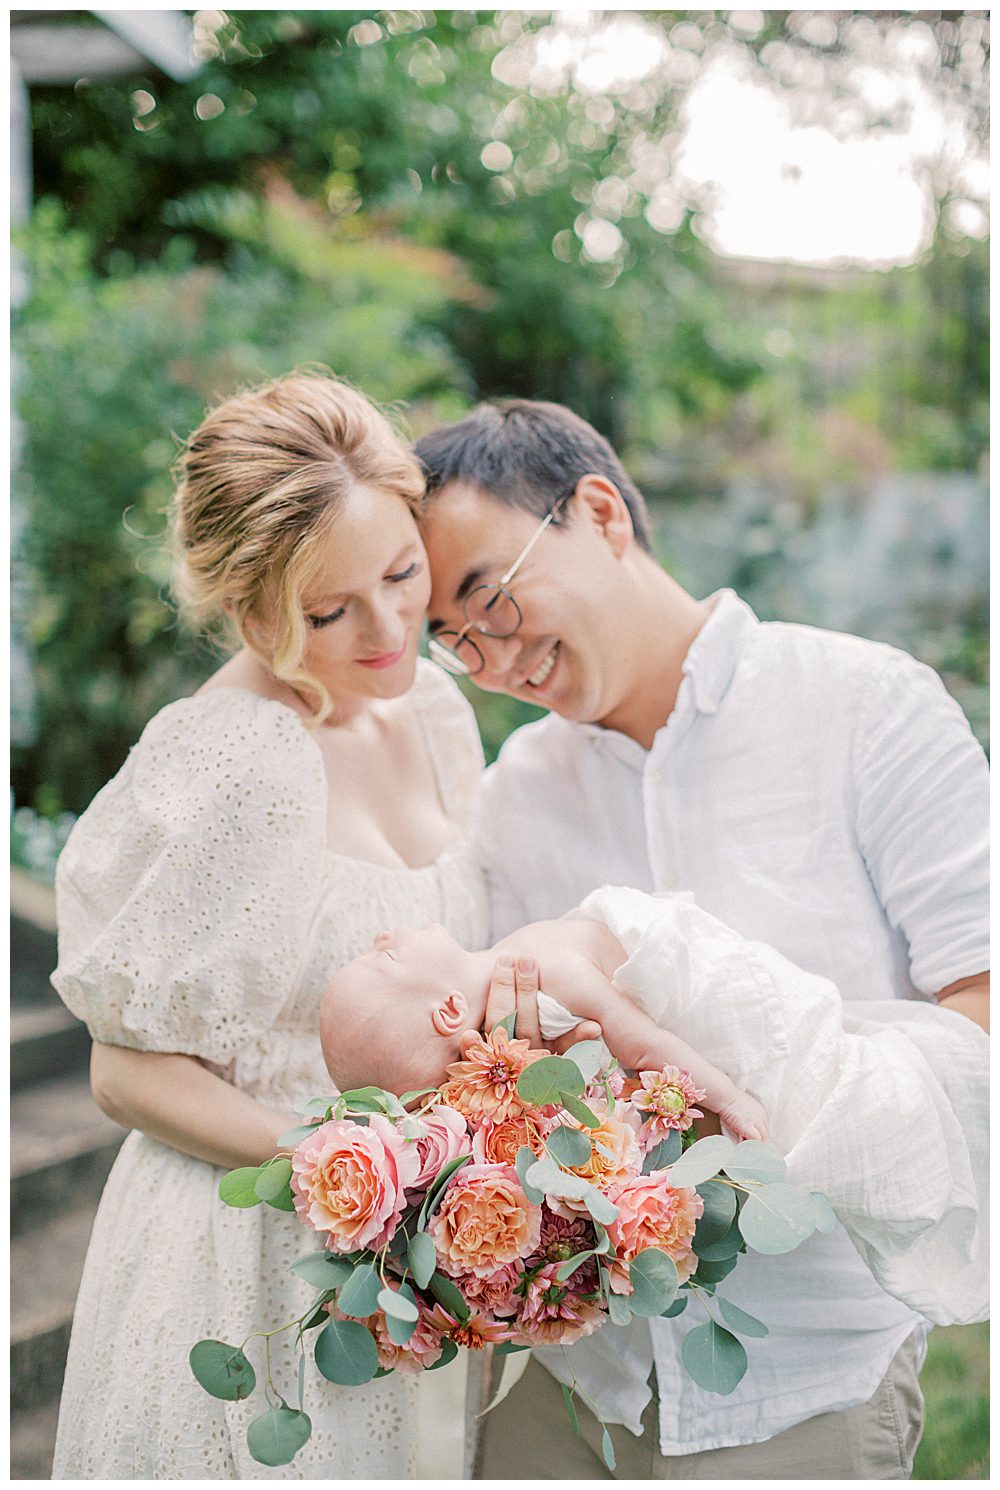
[190,1030,834,1468]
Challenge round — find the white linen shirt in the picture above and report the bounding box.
[474,590,989,1455]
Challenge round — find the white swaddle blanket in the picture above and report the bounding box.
[539,885,988,1327]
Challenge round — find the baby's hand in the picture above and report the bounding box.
[716,1091,770,1144]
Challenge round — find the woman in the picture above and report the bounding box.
[50,371,493,1478]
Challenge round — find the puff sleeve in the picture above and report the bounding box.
[51,691,327,1066]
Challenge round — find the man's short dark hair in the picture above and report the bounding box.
[413,399,653,553]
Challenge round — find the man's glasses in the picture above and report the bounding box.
[427,494,570,677]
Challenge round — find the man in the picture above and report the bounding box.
[413,400,989,1480]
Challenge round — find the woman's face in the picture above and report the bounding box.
[298,482,431,706]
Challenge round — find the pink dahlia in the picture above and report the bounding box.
[629,1066,705,1146]
[515,1260,605,1345]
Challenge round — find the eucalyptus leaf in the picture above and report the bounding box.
[561,1039,608,1085]
[429,1271,471,1323]
[255,1158,293,1203]
[300,1299,334,1332]
[724,1139,787,1185]
[660,1295,688,1318]
[664,1134,735,1189]
[399,1115,427,1141]
[681,1321,748,1395]
[189,1339,256,1401]
[378,1286,419,1323]
[642,1129,683,1173]
[291,1253,355,1290]
[811,1191,838,1233]
[491,1011,518,1038]
[694,1215,744,1262]
[418,1154,472,1229]
[546,1125,593,1168]
[407,1231,437,1290]
[525,1156,591,1202]
[278,1123,320,1147]
[738,1184,818,1255]
[338,1086,390,1110]
[246,1406,312,1467]
[495,1341,531,1356]
[384,1282,418,1346]
[218,1167,264,1209]
[607,1292,632,1326]
[399,1086,438,1106]
[516,1055,585,1107]
[297,1350,306,1411]
[314,1319,379,1385]
[717,1297,769,1338]
[561,1383,580,1437]
[626,1248,679,1317]
[601,1428,617,1472]
[693,1180,738,1247]
[561,1091,601,1129]
[555,1249,595,1282]
[337,1263,382,1319]
[514,1145,544,1205]
[299,1096,335,1115]
[583,1186,619,1226]
[427,1338,459,1371]
[692,1253,740,1289]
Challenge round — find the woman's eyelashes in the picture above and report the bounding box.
[306,562,422,629]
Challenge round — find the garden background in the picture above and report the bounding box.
[9,9,988,1479]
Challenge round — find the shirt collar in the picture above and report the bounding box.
[566,588,758,762]
[681,588,758,716]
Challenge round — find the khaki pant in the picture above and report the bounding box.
[476,1332,924,1480]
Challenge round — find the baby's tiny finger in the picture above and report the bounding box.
[552,1019,603,1055]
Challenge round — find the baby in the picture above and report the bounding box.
[320,901,769,1141]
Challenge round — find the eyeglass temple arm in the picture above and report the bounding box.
[498,498,568,587]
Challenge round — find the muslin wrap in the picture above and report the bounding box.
[543,886,988,1327]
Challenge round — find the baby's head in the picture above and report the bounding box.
[321,925,488,1095]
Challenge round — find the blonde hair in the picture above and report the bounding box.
[172,370,425,719]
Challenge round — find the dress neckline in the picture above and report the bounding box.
[191,677,465,875]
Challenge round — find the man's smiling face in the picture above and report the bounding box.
[421,477,636,725]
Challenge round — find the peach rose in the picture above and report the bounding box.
[291,1114,420,1253]
[428,1161,542,1278]
[471,1114,545,1168]
[606,1170,705,1288]
[409,1104,472,1190]
[457,1259,524,1317]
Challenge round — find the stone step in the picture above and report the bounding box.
[10,1002,92,1089]
[11,1203,99,1411]
[10,1400,60,1480]
[11,1071,126,1238]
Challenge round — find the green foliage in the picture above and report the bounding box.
[738,1184,820,1255]
[313,1318,379,1386]
[246,1406,312,1467]
[681,1321,748,1395]
[913,1323,989,1480]
[12,199,463,815]
[188,1339,257,1401]
[515,1055,585,1107]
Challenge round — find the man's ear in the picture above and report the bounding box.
[432,991,469,1036]
[571,474,634,559]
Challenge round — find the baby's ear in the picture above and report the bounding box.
[431,991,468,1035]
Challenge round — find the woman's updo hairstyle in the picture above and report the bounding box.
[173,369,425,717]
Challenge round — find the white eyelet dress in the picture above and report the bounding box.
[50,661,489,1480]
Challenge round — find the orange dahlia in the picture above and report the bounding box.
[438,1027,542,1125]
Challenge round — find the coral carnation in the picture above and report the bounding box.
[606,1171,704,1288]
[428,1161,541,1278]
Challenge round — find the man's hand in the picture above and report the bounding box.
[483,953,542,1046]
[935,970,989,1033]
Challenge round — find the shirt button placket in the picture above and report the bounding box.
[643,748,679,893]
